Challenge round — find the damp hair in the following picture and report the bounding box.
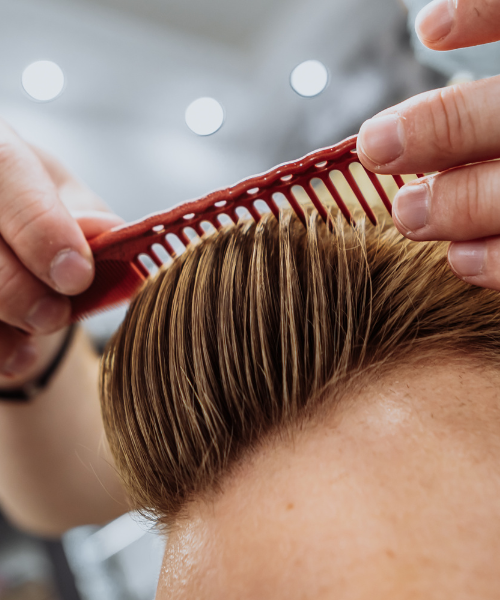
[100,207,500,522]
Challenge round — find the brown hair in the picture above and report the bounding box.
[100,207,500,521]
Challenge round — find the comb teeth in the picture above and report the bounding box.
[71,259,146,321]
[72,134,420,322]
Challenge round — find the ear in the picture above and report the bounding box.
[71,210,125,240]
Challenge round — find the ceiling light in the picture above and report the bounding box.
[185,97,225,136]
[22,60,65,102]
[290,60,329,98]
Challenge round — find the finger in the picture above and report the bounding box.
[448,237,500,292]
[0,121,93,295]
[72,210,125,240]
[357,76,500,174]
[0,324,38,378]
[391,161,500,243]
[32,147,124,238]
[415,0,500,51]
[0,235,70,334]
[31,145,111,213]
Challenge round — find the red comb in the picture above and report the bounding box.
[71,134,422,321]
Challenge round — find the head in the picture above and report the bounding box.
[100,207,500,599]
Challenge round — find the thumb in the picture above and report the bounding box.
[416,0,500,51]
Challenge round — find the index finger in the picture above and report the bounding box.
[416,0,500,51]
[356,76,500,175]
[0,121,93,296]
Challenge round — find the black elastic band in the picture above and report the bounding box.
[0,324,77,402]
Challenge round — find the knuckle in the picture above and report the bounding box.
[433,164,499,240]
[461,168,481,230]
[0,141,22,181]
[3,192,57,247]
[455,165,498,235]
[0,260,28,312]
[428,87,476,156]
[0,131,27,175]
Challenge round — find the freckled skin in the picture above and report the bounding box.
[156,360,500,600]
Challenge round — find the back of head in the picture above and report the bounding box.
[100,207,500,522]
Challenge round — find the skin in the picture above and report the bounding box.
[0,328,128,536]
[358,0,500,292]
[0,125,129,536]
[157,359,500,599]
[0,0,495,383]
[0,120,123,378]
[0,0,499,559]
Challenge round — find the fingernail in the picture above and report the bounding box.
[393,184,429,234]
[448,242,486,277]
[2,342,38,377]
[358,114,405,166]
[415,0,455,44]
[25,295,71,334]
[50,249,93,295]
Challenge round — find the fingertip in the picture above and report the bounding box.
[415,0,455,47]
[357,114,405,169]
[446,239,500,292]
[49,249,94,296]
[356,126,376,171]
[392,184,430,237]
[448,241,486,279]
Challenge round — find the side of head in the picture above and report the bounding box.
[100,208,500,598]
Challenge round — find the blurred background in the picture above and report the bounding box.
[1,0,497,597]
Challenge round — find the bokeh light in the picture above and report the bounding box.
[185,97,225,136]
[22,60,65,102]
[290,60,329,98]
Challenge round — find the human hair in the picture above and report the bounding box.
[100,206,500,521]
